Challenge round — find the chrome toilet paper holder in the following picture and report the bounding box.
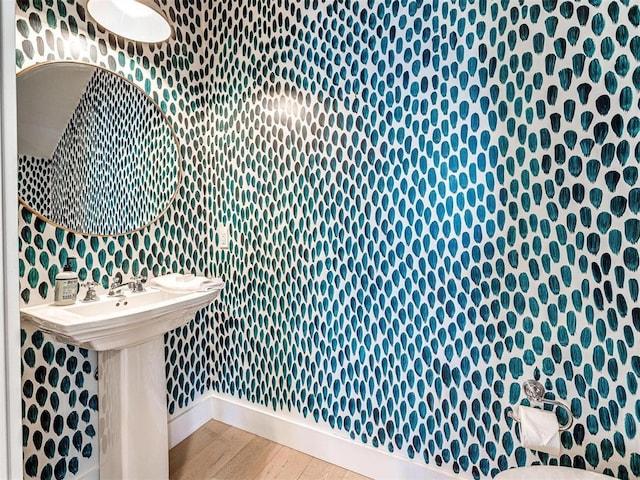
[506,379,574,432]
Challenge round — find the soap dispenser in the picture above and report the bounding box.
[54,257,78,306]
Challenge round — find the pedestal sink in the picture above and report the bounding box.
[20,285,223,480]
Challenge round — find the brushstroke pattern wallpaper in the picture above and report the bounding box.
[17,0,640,478]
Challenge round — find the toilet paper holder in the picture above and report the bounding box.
[506,379,574,432]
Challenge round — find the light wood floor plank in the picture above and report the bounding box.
[256,444,313,479]
[298,457,351,480]
[170,421,230,475]
[169,421,371,480]
[170,423,255,480]
[213,436,283,480]
[343,470,371,480]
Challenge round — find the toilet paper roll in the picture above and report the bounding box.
[517,405,561,455]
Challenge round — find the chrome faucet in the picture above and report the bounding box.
[108,273,127,296]
[108,272,147,296]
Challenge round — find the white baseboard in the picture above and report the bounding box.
[168,392,466,480]
[76,465,99,480]
[168,393,216,447]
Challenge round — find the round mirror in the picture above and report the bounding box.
[17,62,181,236]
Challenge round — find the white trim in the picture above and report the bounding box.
[168,392,217,448]
[76,466,100,480]
[168,392,467,480]
[0,1,21,478]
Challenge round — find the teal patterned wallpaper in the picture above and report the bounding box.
[17,0,640,479]
[207,0,640,478]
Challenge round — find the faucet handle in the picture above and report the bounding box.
[112,272,123,286]
[81,281,99,303]
[130,275,147,293]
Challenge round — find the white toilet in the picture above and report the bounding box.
[496,466,612,479]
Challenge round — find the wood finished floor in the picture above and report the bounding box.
[169,420,371,480]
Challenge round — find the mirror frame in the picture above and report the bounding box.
[17,60,183,237]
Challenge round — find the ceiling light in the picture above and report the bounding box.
[87,0,171,43]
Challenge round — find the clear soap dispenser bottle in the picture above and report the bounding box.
[54,257,78,306]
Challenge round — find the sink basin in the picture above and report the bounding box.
[20,286,222,350]
[62,288,187,317]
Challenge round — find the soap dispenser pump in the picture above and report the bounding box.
[54,257,78,306]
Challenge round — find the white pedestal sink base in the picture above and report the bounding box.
[20,284,224,480]
[99,336,169,480]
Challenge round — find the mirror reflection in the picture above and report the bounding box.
[17,62,180,236]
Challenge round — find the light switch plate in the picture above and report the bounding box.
[217,225,229,249]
